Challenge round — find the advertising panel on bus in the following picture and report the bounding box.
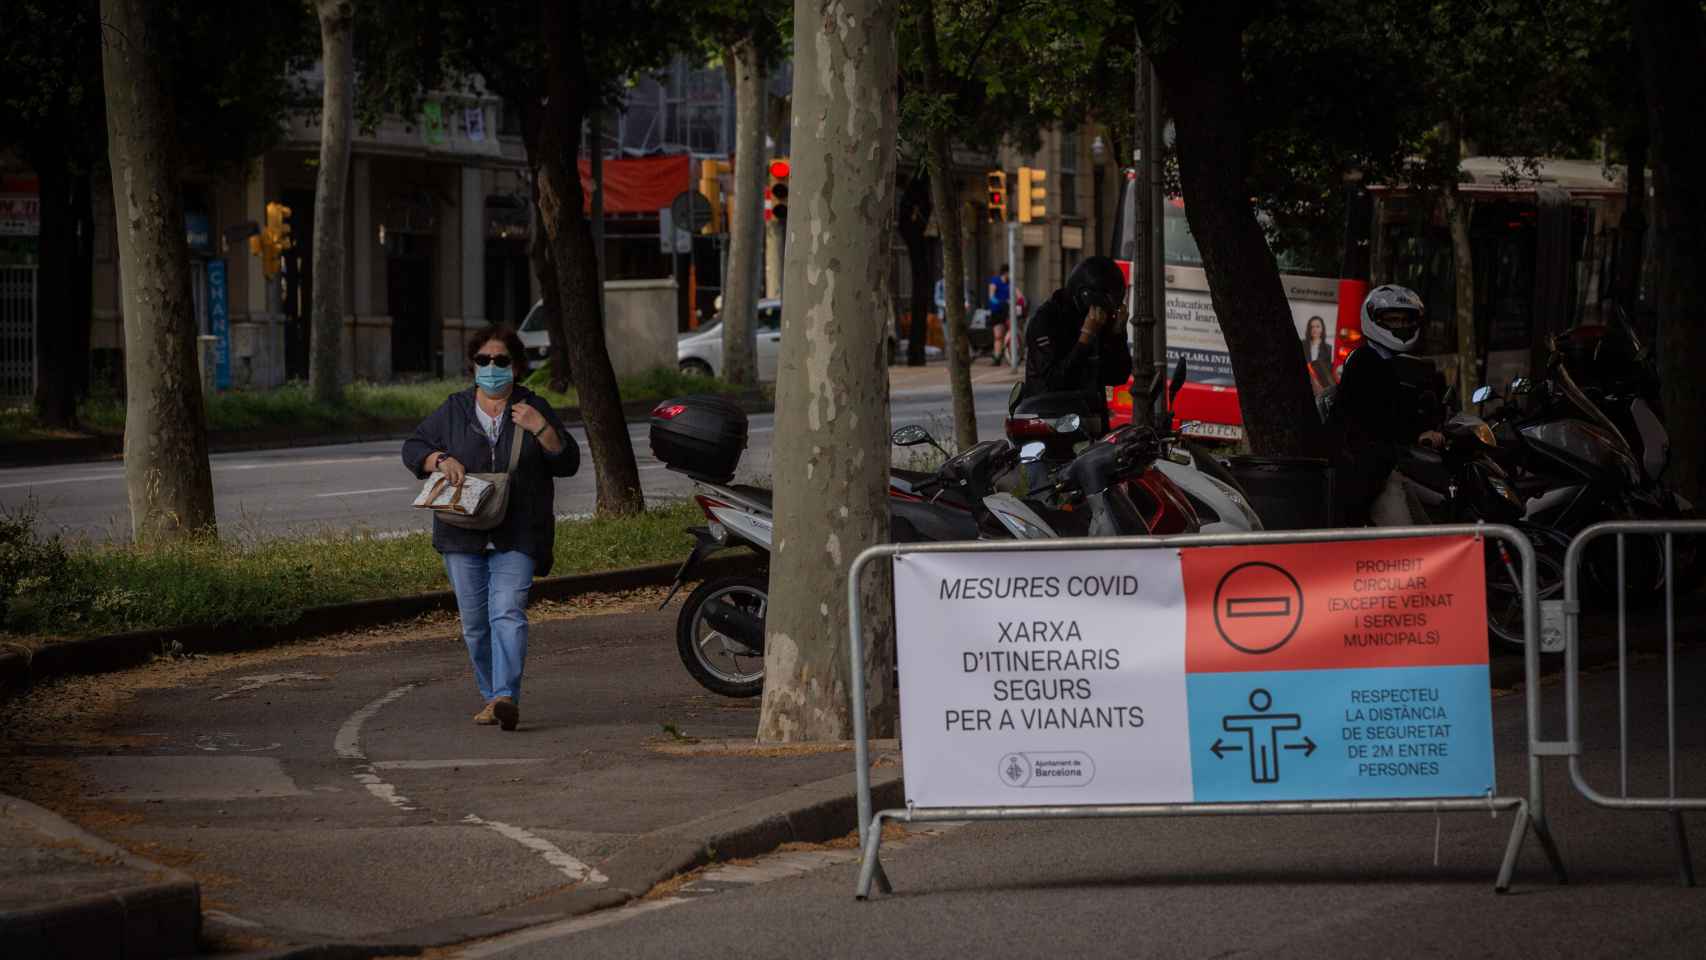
[1109,199,1368,440]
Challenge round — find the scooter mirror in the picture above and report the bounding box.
[890,425,932,447]
[1019,441,1046,463]
[1007,382,1024,416]
[1471,385,1495,406]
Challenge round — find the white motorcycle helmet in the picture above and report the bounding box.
[1360,284,1425,354]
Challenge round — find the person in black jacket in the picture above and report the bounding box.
[402,325,580,731]
[1332,284,1447,526]
[1021,255,1132,407]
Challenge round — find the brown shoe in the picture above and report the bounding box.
[473,702,498,725]
[491,696,519,731]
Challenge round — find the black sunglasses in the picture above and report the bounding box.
[473,353,513,368]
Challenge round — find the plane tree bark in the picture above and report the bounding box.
[759,0,900,742]
[919,0,975,447]
[100,0,216,541]
[310,0,355,403]
[721,39,767,386]
[536,1,644,515]
[1145,2,1321,456]
[1632,0,1706,505]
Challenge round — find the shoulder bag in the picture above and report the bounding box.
[418,425,525,531]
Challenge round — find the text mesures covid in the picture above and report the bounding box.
[938,574,1144,735]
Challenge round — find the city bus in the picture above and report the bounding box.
[1108,193,1365,438]
[1109,157,1627,439]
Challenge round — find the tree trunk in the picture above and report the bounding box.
[310,0,355,404]
[1148,7,1319,457]
[100,0,216,542]
[920,0,975,448]
[722,38,766,387]
[68,170,94,409]
[759,0,900,743]
[1614,128,1647,314]
[1633,0,1706,505]
[537,1,643,516]
[897,174,931,367]
[30,157,79,427]
[522,106,571,394]
[1442,160,1477,412]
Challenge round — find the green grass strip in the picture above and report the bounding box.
[1,366,747,441]
[1,500,703,641]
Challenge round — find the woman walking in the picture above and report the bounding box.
[403,325,580,730]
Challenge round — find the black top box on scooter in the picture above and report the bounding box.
[649,395,749,482]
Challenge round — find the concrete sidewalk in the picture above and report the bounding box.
[0,794,200,959]
[888,356,1023,397]
[0,591,899,957]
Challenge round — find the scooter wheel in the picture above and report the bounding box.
[676,575,769,698]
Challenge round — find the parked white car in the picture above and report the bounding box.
[517,299,552,362]
[678,298,786,381]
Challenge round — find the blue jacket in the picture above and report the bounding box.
[402,385,581,574]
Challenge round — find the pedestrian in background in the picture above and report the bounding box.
[988,263,1012,365]
[402,325,580,731]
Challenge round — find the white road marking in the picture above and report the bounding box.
[0,454,399,490]
[334,684,419,811]
[461,813,608,885]
[212,672,326,701]
[373,758,544,770]
[312,486,413,498]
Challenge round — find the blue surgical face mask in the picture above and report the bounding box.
[475,364,514,394]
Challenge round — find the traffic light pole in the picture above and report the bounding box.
[1130,34,1166,423]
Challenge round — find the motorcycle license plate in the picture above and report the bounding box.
[1181,421,1244,442]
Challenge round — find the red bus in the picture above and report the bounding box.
[1108,193,1366,438]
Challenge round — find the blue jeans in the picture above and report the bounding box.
[444,550,535,703]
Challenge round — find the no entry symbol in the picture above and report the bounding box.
[1213,561,1304,654]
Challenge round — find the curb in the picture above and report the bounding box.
[0,794,201,960]
[244,768,904,959]
[0,554,752,701]
[0,392,774,468]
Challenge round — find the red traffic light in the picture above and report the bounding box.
[990,192,1003,204]
[768,159,791,179]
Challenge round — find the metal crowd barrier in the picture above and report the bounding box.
[847,524,1568,899]
[1561,520,1706,886]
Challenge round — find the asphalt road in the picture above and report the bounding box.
[0,382,1013,543]
[469,647,1706,960]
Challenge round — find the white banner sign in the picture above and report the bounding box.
[893,538,1497,809]
[894,549,1192,808]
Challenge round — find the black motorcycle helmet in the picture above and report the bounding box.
[1066,255,1128,313]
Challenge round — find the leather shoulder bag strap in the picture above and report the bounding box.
[505,416,525,474]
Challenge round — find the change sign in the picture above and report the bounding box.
[893,537,1495,809]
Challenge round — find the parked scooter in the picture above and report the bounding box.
[1472,335,1695,601]
[651,398,1021,697]
[1007,356,1263,533]
[984,424,1197,539]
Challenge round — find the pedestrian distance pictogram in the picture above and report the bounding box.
[1213,561,1304,654]
[1209,688,1316,784]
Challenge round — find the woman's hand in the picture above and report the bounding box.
[436,455,466,484]
[511,402,547,436]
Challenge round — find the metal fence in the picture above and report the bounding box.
[847,524,1567,899]
[0,265,35,405]
[1561,520,1706,886]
